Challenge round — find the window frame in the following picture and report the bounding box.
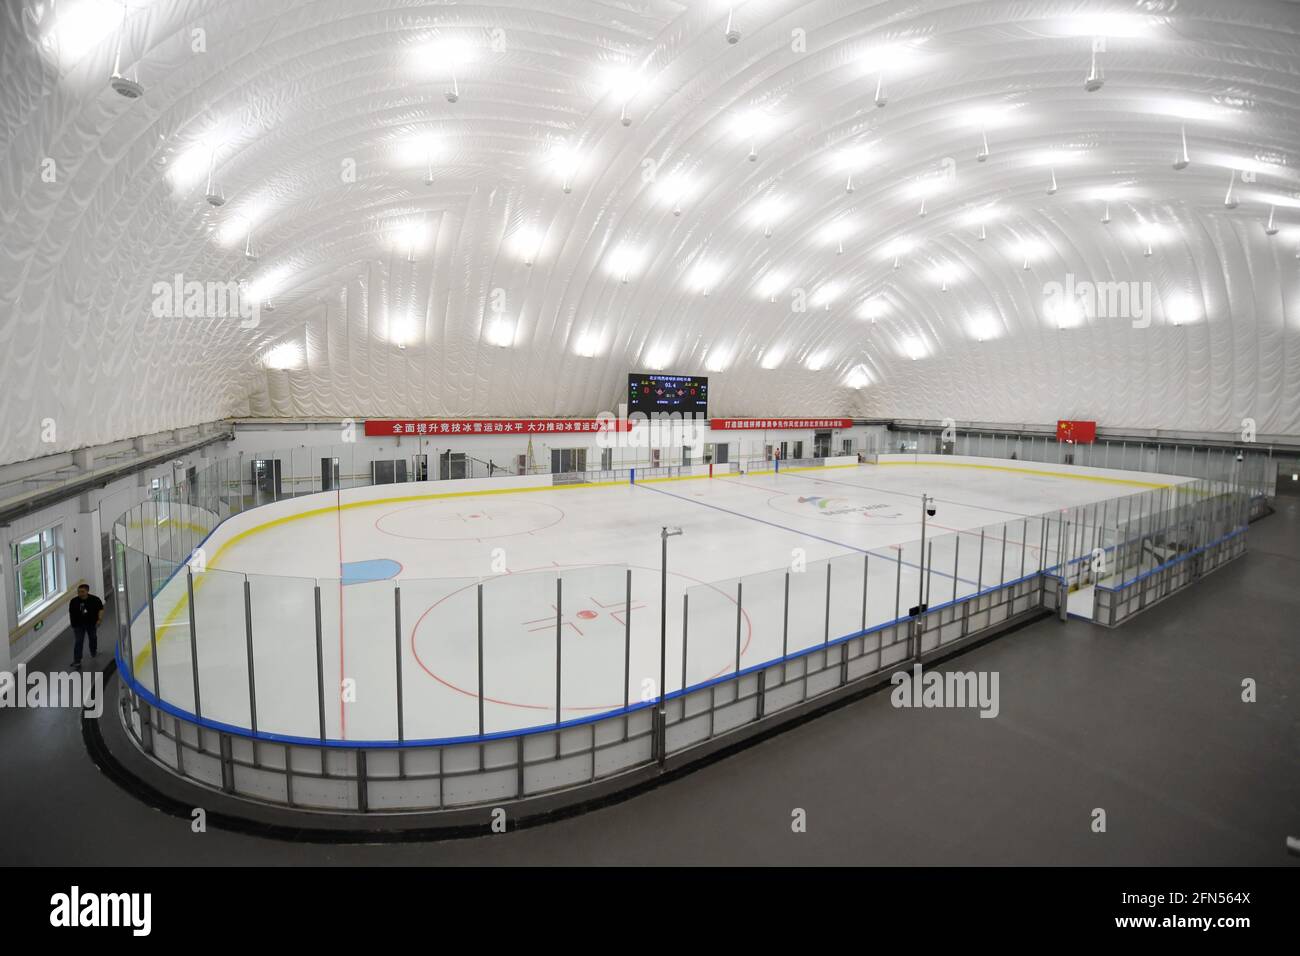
[12,522,65,624]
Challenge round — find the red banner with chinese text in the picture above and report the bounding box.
[364,419,630,437]
[709,418,853,431]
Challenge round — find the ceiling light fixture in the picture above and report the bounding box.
[757,271,787,303]
[1173,125,1190,170]
[548,143,581,193]
[1224,169,1238,209]
[512,225,541,266]
[1084,39,1105,92]
[732,109,769,162]
[109,2,143,98]
[1265,205,1279,236]
[203,153,225,207]
[724,6,740,44]
[602,66,645,127]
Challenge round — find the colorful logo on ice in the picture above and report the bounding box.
[796,496,902,519]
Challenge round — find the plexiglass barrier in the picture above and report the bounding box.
[107,452,1254,815]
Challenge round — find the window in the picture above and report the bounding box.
[13,524,65,620]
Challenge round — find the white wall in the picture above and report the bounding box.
[227,419,863,480]
[2,439,233,667]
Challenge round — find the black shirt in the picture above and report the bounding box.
[69,595,103,627]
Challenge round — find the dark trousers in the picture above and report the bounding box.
[72,624,98,664]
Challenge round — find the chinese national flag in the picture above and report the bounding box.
[1056,420,1096,443]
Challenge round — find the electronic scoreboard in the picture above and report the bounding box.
[627,373,708,417]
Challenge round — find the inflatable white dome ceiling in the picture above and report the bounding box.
[2,0,1299,465]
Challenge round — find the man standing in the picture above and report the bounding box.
[69,584,104,669]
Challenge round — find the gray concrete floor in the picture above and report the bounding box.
[2,502,1297,866]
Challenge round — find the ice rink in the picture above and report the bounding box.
[124,460,1185,743]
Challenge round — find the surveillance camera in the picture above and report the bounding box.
[1235,451,1244,462]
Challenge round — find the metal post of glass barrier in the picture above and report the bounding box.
[659,526,683,738]
[1000,525,1008,586]
[1062,522,1071,599]
[782,571,790,679]
[733,580,744,673]
[952,536,960,602]
[893,549,901,621]
[477,582,485,739]
[165,489,175,564]
[976,529,985,593]
[1038,517,1047,573]
[117,544,133,679]
[394,585,404,776]
[1123,496,1133,578]
[917,494,932,610]
[186,567,202,719]
[243,577,258,751]
[1020,519,1028,579]
[823,564,831,645]
[625,569,632,719]
[313,584,326,745]
[1127,496,1138,585]
[680,592,688,695]
[1138,494,1149,582]
[555,576,563,730]
[145,556,161,696]
[924,542,933,606]
[860,552,869,632]
[1057,511,1066,576]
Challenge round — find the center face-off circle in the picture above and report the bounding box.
[373,497,565,541]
